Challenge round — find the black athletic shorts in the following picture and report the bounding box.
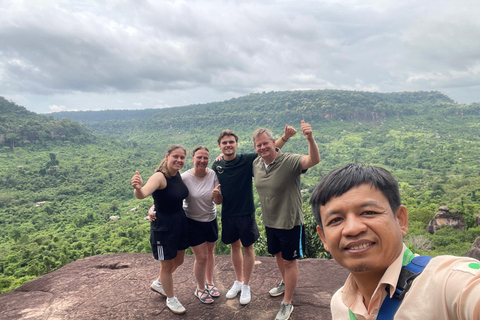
[221,212,259,247]
[187,217,218,247]
[265,225,305,261]
[150,210,190,261]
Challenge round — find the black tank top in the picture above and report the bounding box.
[152,171,189,214]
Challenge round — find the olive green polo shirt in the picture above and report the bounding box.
[253,150,305,229]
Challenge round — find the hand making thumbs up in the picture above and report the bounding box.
[131,171,143,190]
[212,184,221,199]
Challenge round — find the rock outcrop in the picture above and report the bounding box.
[465,237,480,261]
[427,206,465,234]
[0,253,349,320]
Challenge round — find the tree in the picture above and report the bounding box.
[47,153,59,167]
[9,228,21,243]
[110,200,119,213]
[6,133,20,150]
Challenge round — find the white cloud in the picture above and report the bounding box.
[48,105,68,113]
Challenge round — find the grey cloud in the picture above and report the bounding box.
[0,0,479,113]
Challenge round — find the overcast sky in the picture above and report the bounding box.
[1,0,479,114]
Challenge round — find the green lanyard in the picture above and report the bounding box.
[347,248,414,320]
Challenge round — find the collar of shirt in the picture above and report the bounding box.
[342,244,408,317]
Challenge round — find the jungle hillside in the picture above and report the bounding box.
[1,90,480,294]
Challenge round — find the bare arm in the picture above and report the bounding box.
[131,171,166,199]
[275,124,297,149]
[300,120,320,170]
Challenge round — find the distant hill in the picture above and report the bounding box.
[51,90,457,123]
[0,97,94,147]
[50,108,161,124]
[48,89,468,138]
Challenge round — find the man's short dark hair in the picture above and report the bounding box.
[309,164,401,229]
[217,129,239,145]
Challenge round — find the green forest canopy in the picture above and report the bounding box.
[1,89,480,294]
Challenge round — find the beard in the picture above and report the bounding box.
[350,263,376,274]
[223,149,235,155]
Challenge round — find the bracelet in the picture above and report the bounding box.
[281,136,288,142]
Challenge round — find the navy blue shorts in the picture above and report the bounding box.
[188,217,218,247]
[265,225,305,261]
[221,213,259,247]
[150,210,190,261]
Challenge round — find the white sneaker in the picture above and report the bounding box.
[239,285,251,305]
[226,280,243,299]
[150,280,166,297]
[166,296,186,315]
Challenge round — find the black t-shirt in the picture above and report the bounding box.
[212,152,257,217]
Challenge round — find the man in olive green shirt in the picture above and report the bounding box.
[252,121,320,320]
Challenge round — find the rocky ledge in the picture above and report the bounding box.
[0,253,349,320]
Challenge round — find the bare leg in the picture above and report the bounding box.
[205,241,216,285]
[156,264,162,282]
[160,260,175,298]
[242,244,255,286]
[230,240,244,282]
[158,250,185,298]
[191,243,208,291]
[172,250,185,272]
[282,259,298,304]
[274,252,286,282]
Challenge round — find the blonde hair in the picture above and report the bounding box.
[155,144,187,178]
[252,128,274,142]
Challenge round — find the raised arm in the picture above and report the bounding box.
[275,124,297,149]
[300,120,320,170]
[131,171,166,199]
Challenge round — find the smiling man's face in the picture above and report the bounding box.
[254,132,276,163]
[219,135,238,159]
[317,183,408,276]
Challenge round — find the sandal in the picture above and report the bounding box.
[205,283,220,297]
[195,288,214,304]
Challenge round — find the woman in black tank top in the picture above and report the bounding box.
[131,144,189,315]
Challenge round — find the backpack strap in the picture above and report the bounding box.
[376,255,432,320]
[394,255,432,299]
